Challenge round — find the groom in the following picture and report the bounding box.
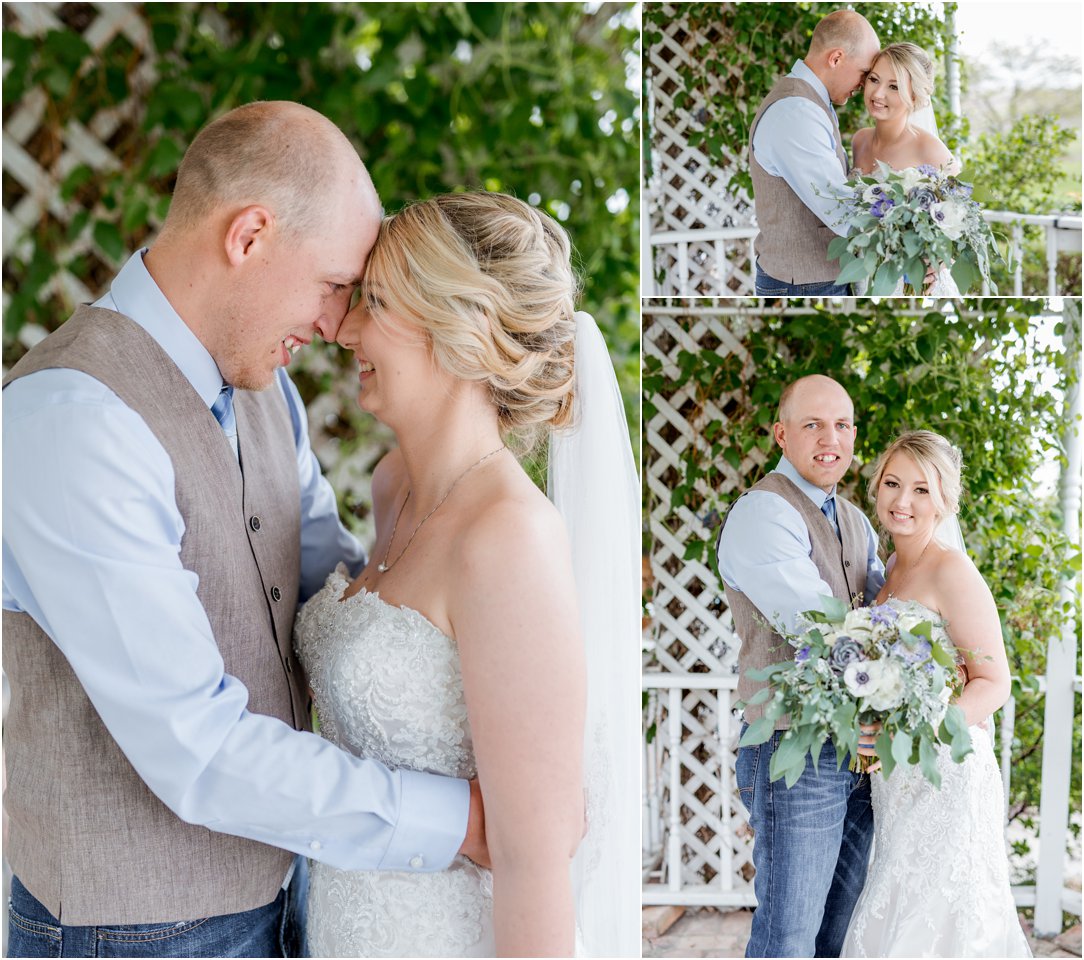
[3,102,486,958]
[717,375,885,957]
[749,10,880,295]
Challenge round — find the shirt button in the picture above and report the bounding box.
[250,515,262,532]
[409,855,424,869]
[845,560,851,567]
[271,586,282,602]
[309,840,322,852]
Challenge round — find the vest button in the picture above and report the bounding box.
[845,559,851,567]
[250,515,262,532]
[271,586,282,602]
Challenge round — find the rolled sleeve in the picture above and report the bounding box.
[378,769,471,871]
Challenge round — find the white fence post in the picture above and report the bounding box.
[1034,306,1081,936]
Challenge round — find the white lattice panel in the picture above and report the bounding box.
[642,306,778,902]
[646,3,755,294]
[2,2,157,344]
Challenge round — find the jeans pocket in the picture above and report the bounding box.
[96,918,220,960]
[7,901,63,958]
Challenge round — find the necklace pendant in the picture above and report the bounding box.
[377,562,388,573]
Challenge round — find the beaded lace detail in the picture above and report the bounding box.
[294,565,494,958]
[842,598,1031,958]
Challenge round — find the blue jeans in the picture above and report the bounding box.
[736,726,874,958]
[7,859,309,958]
[755,262,852,297]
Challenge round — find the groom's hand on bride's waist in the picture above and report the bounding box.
[459,778,491,868]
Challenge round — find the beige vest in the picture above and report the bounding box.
[750,76,849,283]
[723,472,870,729]
[3,305,307,924]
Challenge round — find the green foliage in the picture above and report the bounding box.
[965,115,1082,296]
[643,300,1082,820]
[3,2,640,524]
[644,2,951,199]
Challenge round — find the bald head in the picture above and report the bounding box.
[774,375,856,491]
[778,375,853,424]
[805,11,880,105]
[161,100,379,240]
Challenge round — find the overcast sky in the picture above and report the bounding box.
[953,0,1082,81]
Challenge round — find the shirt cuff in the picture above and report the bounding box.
[378,769,470,872]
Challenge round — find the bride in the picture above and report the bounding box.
[842,430,1031,957]
[294,192,639,957]
[850,42,961,296]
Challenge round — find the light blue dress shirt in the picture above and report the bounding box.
[2,251,469,873]
[751,59,850,237]
[717,455,885,635]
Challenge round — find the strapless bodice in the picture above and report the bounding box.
[294,564,476,780]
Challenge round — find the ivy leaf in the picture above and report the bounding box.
[92,220,125,262]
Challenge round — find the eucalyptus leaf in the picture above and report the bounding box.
[739,716,776,747]
[918,735,942,789]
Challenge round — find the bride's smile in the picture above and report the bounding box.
[876,454,938,540]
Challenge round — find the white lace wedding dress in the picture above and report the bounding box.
[294,565,495,957]
[841,598,1031,958]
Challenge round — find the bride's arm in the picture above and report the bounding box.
[935,551,1012,726]
[452,499,586,958]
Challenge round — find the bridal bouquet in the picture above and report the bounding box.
[826,161,1001,295]
[738,596,972,788]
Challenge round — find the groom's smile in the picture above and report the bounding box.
[773,375,857,492]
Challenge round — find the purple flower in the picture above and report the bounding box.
[946,181,974,199]
[890,638,931,663]
[870,198,895,218]
[869,604,899,626]
[830,636,864,673]
[917,164,938,177]
[795,645,812,663]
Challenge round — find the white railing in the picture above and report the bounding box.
[642,670,1083,916]
[645,212,1083,297]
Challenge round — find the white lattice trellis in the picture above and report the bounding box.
[2,2,156,350]
[645,3,756,296]
[642,308,779,905]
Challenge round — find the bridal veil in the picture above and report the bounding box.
[548,311,641,957]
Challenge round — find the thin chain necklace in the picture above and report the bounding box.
[887,537,933,599]
[377,444,507,573]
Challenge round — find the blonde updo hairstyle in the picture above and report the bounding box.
[868,429,963,524]
[362,192,578,451]
[874,42,936,116]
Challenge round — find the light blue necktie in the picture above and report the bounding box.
[821,495,841,541]
[210,384,238,459]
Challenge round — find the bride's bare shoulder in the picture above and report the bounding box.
[912,127,956,172]
[929,544,988,598]
[458,477,567,571]
[851,126,874,163]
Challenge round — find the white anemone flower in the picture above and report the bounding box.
[844,660,882,698]
[929,199,967,240]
